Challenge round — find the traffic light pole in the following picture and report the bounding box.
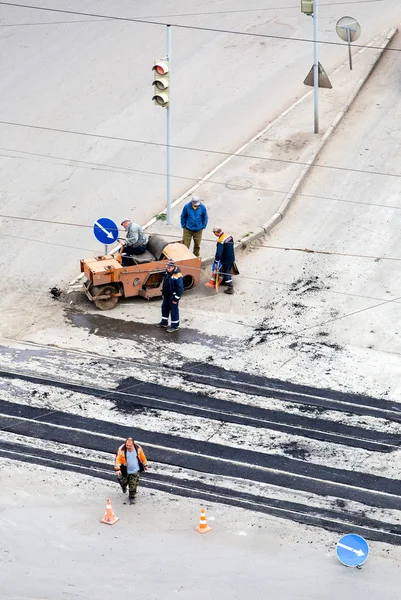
[313,0,319,134]
[166,25,172,225]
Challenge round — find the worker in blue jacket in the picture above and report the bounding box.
[155,260,184,332]
[180,196,208,258]
[212,227,235,295]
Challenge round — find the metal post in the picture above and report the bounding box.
[104,244,108,255]
[166,25,172,225]
[313,0,319,134]
[347,28,353,70]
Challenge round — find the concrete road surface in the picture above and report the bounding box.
[2,19,401,597]
[20,28,401,402]
[186,28,401,397]
[0,0,400,299]
[23,30,401,400]
[1,461,400,600]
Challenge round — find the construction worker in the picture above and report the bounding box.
[180,196,208,258]
[212,227,235,294]
[115,437,148,504]
[155,260,184,332]
[120,218,148,255]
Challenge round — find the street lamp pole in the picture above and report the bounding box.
[166,25,172,225]
[313,0,319,134]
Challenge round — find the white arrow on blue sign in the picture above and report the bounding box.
[336,534,369,567]
[93,218,119,245]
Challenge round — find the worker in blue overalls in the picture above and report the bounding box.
[155,260,184,332]
[212,227,235,294]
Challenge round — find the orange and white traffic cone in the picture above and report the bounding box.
[205,274,217,288]
[195,507,212,534]
[205,274,223,291]
[100,498,119,525]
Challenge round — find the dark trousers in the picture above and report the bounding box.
[125,245,147,256]
[161,297,180,329]
[119,472,141,499]
[221,263,233,286]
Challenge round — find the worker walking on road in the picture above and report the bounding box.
[156,260,184,332]
[115,437,148,505]
[120,218,148,255]
[212,227,236,295]
[180,196,208,258]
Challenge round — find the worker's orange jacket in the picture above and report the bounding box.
[115,442,148,475]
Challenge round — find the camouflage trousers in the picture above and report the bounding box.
[118,472,141,499]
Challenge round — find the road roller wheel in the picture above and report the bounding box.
[92,285,119,310]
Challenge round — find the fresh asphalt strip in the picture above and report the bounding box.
[0,370,399,452]
[1,400,401,510]
[0,440,400,546]
[180,363,401,422]
[114,379,399,451]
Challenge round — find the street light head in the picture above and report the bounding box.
[301,0,314,15]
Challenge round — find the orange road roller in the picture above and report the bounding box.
[80,234,201,310]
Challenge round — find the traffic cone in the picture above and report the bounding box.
[205,274,217,288]
[195,507,212,534]
[205,274,222,291]
[100,498,119,525]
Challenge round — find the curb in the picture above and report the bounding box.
[233,27,398,257]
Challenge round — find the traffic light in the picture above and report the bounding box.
[152,60,170,107]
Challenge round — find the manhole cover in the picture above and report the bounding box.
[226,178,252,191]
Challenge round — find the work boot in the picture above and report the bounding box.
[166,327,179,333]
[155,322,168,328]
[129,497,136,505]
[224,286,234,295]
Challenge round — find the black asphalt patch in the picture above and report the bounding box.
[1,440,400,546]
[182,362,401,421]
[0,370,398,452]
[1,400,401,509]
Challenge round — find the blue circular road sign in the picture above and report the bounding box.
[93,218,119,245]
[336,534,369,567]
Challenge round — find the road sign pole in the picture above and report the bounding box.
[166,25,172,225]
[105,244,108,255]
[336,17,361,71]
[313,0,319,134]
[347,27,353,70]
